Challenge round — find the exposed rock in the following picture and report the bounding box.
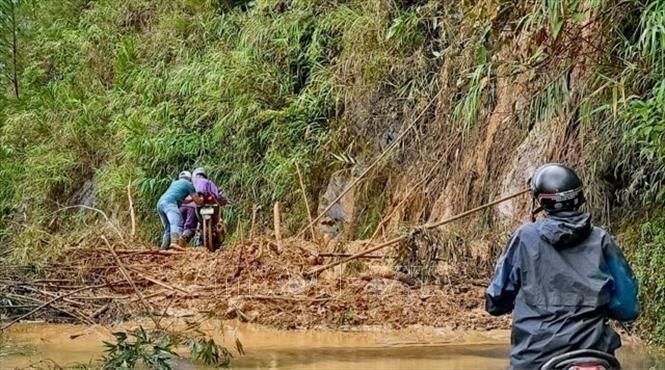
[317,168,358,244]
[68,178,97,208]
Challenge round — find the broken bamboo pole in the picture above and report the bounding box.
[296,164,317,242]
[128,180,136,239]
[366,155,448,246]
[296,165,317,242]
[102,235,159,328]
[317,253,447,261]
[1,283,110,331]
[249,204,257,240]
[126,267,191,295]
[305,188,529,277]
[273,202,282,253]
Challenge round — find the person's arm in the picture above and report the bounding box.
[182,182,203,206]
[191,192,204,206]
[207,181,226,204]
[605,235,640,321]
[486,233,522,316]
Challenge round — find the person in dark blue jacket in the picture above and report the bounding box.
[486,163,639,370]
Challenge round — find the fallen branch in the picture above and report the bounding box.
[86,248,184,255]
[0,305,39,309]
[1,283,109,331]
[156,293,177,328]
[92,303,111,319]
[367,154,449,245]
[102,235,159,328]
[240,295,333,302]
[305,189,529,277]
[126,267,191,295]
[19,285,86,307]
[318,253,388,258]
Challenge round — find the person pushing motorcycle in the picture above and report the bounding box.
[156,171,203,250]
[180,167,227,245]
[486,164,639,370]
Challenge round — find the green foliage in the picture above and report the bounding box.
[2,0,665,346]
[188,337,233,368]
[622,213,665,344]
[602,0,665,204]
[528,69,570,127]
[0,0,447,254]
[0,0,25,98]
[101,327,177,370]
[98,322,239,369]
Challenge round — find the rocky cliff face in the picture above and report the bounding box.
[316,4,610,249]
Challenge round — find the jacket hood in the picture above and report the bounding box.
[537,211,592,248]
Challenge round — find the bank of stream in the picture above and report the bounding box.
[1,320,663,369]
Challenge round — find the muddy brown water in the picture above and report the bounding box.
[1,321,663,369]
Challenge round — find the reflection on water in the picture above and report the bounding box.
[233,344,510,370]
[233,345,663,370]
[1,322,663,370]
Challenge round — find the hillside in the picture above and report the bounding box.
[1,0,664,342]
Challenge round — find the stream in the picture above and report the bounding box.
[1,321,663,369]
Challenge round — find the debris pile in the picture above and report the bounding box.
[0,235,510,331]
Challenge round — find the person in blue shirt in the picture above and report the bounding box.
[486,164,639,370]
[156,171,203,250]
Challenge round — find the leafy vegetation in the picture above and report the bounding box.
[188,337,233,368]
[101,328,176,370]
[0,0,438,260]
[623,213,665,344]
[1,0,665,344]
[98,326,236,369]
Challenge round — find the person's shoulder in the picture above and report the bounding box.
[176,179,195,188]
[586,223,614,241]
[514,222,539,237]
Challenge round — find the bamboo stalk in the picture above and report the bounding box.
[127,267,190,295]
[366,155,448,246]
[316,253,449,260]
[296,164,317,242]
[305,189,529,277]
[240,294,333,302]
[249,204,257,239]
[102,235,159,328]
[273,202,282,253]
[127,180,136,239]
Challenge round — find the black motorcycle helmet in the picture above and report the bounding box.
[529,163,585,216]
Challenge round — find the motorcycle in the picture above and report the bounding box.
[198,193,225,252]
[541,349,621,370]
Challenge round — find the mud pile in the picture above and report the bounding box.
[1,237,509,331]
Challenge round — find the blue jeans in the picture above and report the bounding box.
[157,201,183,249]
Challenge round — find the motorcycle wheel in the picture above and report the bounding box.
[202,217,214,252]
